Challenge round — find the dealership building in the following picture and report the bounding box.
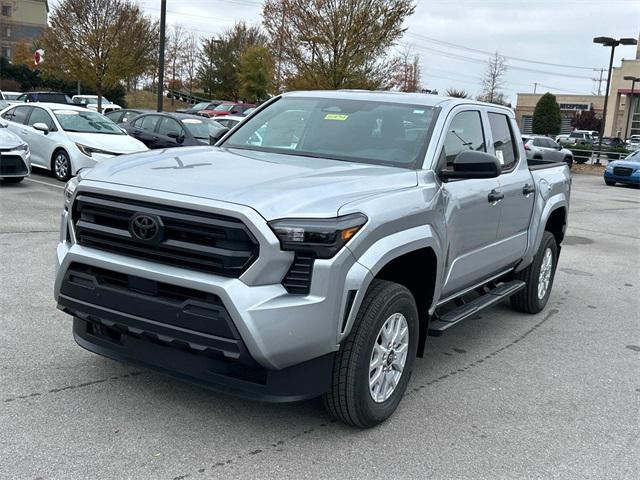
[515,38,640,138]
[0,0,48,59]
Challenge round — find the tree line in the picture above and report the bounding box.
[1,0,513,109]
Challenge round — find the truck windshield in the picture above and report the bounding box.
[222,97,438,168]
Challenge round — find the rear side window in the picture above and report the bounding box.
[121,111,140,123]
[441,110,486,167]
[4,105,32,124]
[105,111,123,123]
[133,115,159,131]
[488,112,518,171]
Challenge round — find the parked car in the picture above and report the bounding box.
[0,99,9,110]
[565,130,594,145]
[555,134,570,144]
[104,108,147,125]
[0,118,30,183]
[601,137,626,148]
[176,100,224,115]
[55,91,571,427]
[213,115,246,130]
[71,95,122,113]
[16,91,73,105]
[626,135,640,151]
[0,91,23,101]
[604,149,640,186]
[121,112,228,149]
[198,102,255,118]
[522,134,573,168]
[0,103,148,182]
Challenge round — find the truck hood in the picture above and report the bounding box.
[83,146,418,219]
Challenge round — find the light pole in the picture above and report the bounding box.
[623,75,640,140]
[157,0,167,112]
[592,36,638,163]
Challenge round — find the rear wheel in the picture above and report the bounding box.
[511,231,558,314]
[323,279,418,428]
[52,150,72,182]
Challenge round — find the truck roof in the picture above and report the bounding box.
[282,89,514,114]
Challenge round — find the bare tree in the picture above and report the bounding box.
[478,52,507,104]
[392,46,422,92]
[165,25,187,104]
[182,33,200,97]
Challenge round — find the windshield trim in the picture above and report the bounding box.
[221,96,441,170]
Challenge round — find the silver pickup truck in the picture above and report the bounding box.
[55,91,570,427]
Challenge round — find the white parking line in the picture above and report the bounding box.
[24,177,65,190]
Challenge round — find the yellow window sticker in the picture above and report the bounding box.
[324,113,349,121]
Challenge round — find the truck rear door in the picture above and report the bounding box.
[487,110,535,265]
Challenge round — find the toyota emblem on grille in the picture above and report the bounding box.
[129,213,163,243]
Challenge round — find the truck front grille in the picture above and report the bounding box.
[72,193,258,277]
[613,166,633,176]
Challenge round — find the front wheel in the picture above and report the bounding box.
[511,231,558,314]
[323,279,418,428]
[604,179,616,186]
[52,150,72,182]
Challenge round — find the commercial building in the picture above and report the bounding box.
[602,40,640,138]
[0,0,48,60]
[515,94,605,135]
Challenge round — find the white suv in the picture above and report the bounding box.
[71,95,122,113]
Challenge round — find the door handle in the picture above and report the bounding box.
[488,189,504,204]
[523,184,535,196]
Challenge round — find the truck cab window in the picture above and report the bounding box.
[488,112,518,171]
[440,110,486,167]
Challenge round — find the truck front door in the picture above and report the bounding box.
[437,108,503,298]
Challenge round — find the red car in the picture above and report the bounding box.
[199,102,256,118]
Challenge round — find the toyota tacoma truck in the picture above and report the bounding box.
[55,91,570,427]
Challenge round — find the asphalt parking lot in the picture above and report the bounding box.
[1,171,638,480]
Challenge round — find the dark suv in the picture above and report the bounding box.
[16,92,73,105]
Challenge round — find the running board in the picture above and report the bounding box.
[428,280,526,336]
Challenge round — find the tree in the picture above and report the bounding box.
[446,88,469,98]
[238,45,274,103]
[532,92,562,135]
[181,33,200,97]
[165,25,186,104]
[571,107,601,132]
[198,22,267,100]
[11,40,34,67]
[42,0,158,112]
[262,0,415,91]
[478,52,507,104]
[392,46,421,92]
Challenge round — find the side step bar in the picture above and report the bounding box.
[428,280,526,336]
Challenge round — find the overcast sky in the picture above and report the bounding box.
[50,0,640,105]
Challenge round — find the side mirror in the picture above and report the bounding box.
[440,150,501,180]
[167,131,184,143]
[33,122,49,135]
[209,127,230,145]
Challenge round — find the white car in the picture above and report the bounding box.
[71,95,122,113]
[1,91,23,103]
[213,115,247,130]
[0,118,31,183]
[0,103,148,182]
[626,135,640,151]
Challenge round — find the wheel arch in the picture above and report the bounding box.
[50,146,70,171]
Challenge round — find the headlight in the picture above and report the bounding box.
[75,143,117,157]
[64,176,79,208]
[605,164,614,172]
[268,213,367,259]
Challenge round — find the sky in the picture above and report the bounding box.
[48,0,640,106]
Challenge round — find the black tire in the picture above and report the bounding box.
[52,149,72,182]
[1,177,24,183]
[511,231,558,314]
[604,179,615,186]
[323,279,418,428]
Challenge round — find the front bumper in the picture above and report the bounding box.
[55,182,372,398]
[0,149,31,178]
[604,170,640,185]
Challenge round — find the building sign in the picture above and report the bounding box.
[559,103,590,111]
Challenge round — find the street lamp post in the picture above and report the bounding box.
[623,75,640,140]
[157,0,167,112]
[592,36,638,164]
